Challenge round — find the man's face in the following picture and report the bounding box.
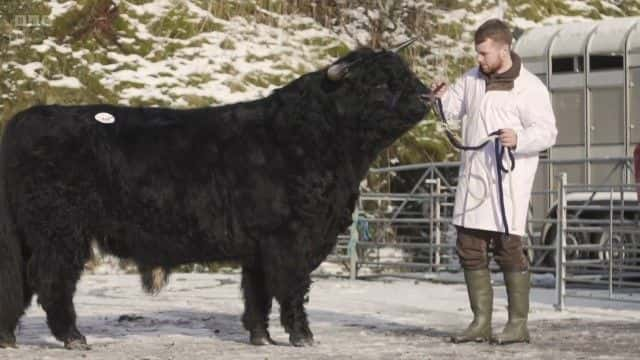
[475,38,508,75]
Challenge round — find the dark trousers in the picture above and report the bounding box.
[456,226,529,272]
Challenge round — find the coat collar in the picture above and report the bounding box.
[481,51,522,92]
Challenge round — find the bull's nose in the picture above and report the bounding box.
[416,81,429,95]
[419,91,435,104]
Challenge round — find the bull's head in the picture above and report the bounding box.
[269,39,430,175]
[321,39,431,155]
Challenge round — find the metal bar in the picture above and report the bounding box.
[349,209,359,281]
[564,293,640,304]
[559,263,640,271]
[356,242,455,249]
[563,183,638,189]
[391,168,431,220]
[565,259,606,266]
[357,261,437,269]
[360,193,434,200]
[367,156,634,175]
[427,179,434,273]
[540,156,633,165]
[565,205,640,211]
[434,178,442,269]
[364,218,443,224]
[564,278,640,289]
[609,187,614,299]
[556,173,567,311]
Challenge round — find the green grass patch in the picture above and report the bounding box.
[148,3,224,39]
[243,71,289,88]
[224,79,247,93]
[245,52,282,62]
[180,94,218,107]
[219,37,235,50]
[185,73,215,87]
[302,36,333,47]
[219,62,238,76]
[324,42,350,58]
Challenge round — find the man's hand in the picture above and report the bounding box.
[499,128,517,148]
[420,81,447,102]
[431,82,447,98]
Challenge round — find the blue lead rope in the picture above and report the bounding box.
[494,139,513,237]
[433,97,515,238]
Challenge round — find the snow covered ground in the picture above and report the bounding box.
[2,273,640,360]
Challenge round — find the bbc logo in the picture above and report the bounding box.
[14,15,51,27]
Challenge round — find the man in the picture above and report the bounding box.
[431,19,557,345]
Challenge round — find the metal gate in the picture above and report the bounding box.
[327,158,640,309]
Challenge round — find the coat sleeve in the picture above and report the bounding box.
[441,75,466,120]
[514,83,558,155]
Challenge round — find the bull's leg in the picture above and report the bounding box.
[31,247,89,350]
[241,265,274,345]
[38,270,87,349]
[276,274,313,347]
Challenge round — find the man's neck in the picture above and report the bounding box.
[496,55,513,75]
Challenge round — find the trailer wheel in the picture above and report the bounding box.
[540,224,588,268]
[597,231,640,266]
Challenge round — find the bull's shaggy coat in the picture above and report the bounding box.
[0,48,429,349]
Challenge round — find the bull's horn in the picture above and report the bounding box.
[327,62,350,81]
[390,37,417,53]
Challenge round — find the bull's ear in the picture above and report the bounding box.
[327,62,349,81]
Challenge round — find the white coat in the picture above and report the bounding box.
[442,65,557,236]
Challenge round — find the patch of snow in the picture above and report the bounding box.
[47,0,78,20]
[49,75,83,89]
[511,17,539,30]
[31,38,72,54]
[124,0,173,18]
[16,61,44,79]
[439,8,468,22]
[566,0,595,12]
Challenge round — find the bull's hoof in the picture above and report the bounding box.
[289,334,314,347]
[0,334,16,349]
[64,338,91,351]
[249,329,276,346]
[0,340,17,349]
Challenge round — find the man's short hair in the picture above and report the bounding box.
[474,19,512,46]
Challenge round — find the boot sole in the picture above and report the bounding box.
[492,338,530,345]
[451,336,491,344]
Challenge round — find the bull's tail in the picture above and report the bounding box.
[0,128,25,347]
[140,266,171,295]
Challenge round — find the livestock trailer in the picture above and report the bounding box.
[514,17,640,268]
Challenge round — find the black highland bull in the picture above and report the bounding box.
[0,46,430,349]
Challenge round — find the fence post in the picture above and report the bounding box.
[425,179,435,273]
[609,186,614,299]
[434,178,442,269]
[348,208,359,280]
[555,172,567,311]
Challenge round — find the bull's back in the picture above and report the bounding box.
[1,103,267,263]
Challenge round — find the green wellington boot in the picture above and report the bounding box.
[493,271,531,345]
[451,269,493,343]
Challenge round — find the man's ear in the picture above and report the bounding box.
[501,45,510,59]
